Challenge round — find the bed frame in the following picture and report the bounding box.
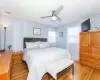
[23,38,47,48]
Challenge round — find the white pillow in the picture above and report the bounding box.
[39,42,51,48]
[25,42,39,49]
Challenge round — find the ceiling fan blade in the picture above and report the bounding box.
[41,16,52,18]
[56,16,61,21]
[57,17,61,21]
[54,5,64,15]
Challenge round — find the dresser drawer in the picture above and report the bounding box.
[13,53,22,57]
[12,56,22,60]
[80,53,99,61]
[80,53,100,69]
[12,59,22,64]
[80,59,100,69]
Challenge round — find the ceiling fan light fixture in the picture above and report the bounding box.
[52,16,57,20]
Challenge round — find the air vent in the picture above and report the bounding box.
[5,11,11,15]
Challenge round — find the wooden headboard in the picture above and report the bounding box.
[23,38,47,48]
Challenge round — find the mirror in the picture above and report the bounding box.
[0,26,5,51]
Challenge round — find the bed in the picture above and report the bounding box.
[23,38,71,80]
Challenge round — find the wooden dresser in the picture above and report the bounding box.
[80,31,100,69]
[0,51,12,80]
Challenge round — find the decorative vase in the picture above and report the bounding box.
[8,45,12,50]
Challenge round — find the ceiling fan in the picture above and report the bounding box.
[41,5,64,21]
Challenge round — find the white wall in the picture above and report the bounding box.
[0,27,5,50]
[0,16,5,50]
[56,27,67,49]
[0,26,2,49]
[0,15,55,51]
[90,15,100,30]
[1,14,100,53]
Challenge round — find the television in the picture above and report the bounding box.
[81,19,90,32]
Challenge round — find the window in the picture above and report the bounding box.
[48,31,56,43]
[67,26,81,43]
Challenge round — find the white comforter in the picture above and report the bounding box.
[23,47,71,80]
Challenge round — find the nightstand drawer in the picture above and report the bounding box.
[12,59,22,64]
[12,52,23,64]
[13,53,22,57]
[13,55,22,59]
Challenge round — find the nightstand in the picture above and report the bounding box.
[12,51,23,64]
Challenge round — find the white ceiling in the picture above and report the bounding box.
[0,0,100,27]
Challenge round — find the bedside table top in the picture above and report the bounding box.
[13,51,23,54]
[13,51,23,57]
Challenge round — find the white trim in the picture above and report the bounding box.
[71,56,79,60]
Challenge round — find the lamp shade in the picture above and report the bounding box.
[2,24,8,28]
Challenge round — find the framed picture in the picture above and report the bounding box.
[33,28,41,35]
[59,32,63,37]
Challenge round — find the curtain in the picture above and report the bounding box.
[67,24,81,60]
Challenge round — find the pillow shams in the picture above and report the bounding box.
[25,42,39,49]
[39,42,51,48]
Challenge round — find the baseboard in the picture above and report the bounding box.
[71,56,79,60]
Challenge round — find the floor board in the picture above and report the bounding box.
[11,61,100,80]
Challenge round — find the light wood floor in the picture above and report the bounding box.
[11,61,100,80]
